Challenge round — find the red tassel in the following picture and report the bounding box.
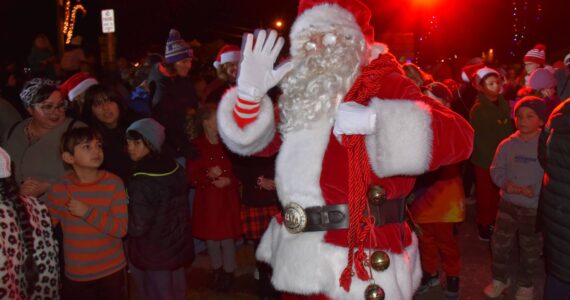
[354,250,370,280]
[340,267,353,292]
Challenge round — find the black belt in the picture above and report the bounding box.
[282,199,406,233]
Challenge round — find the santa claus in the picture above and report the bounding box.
[217,0,474,299]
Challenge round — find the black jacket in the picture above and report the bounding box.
[538,98,570,283]
[126,155,194,270]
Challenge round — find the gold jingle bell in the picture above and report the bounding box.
[367,185,387,205]
[370,250,390,272]
[364,283,385,300]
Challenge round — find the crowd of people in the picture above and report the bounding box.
[1,6,570,300]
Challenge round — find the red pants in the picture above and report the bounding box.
[417,222,461,276]
[281,293,330,300]
[474,165,500,226]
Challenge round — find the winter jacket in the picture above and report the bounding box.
[470,93,515,168]
[126,155,194,270]
[538,98,570,283]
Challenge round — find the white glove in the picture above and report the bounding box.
[333,102,377,137]
[237,30,293,102]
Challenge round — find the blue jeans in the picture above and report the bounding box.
[129,263,186,300]
[544,273,570,300]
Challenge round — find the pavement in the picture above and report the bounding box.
[152,202,545,299]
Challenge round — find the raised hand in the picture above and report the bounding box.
[237,29,293,102]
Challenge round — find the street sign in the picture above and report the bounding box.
[101,9,115,33]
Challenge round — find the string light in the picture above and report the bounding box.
[62,0,87,44]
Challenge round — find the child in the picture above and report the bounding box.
[187,106,242,292]
[125,118,193,300]
[469,67,515,241]
[526,68,561,116]
[46,127,128,300]
[0,146,59,299]
[413,82,465,300]
[522,44,546,85]
[484,96,546,300]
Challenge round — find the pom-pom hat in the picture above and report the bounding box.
[524,44,546,66]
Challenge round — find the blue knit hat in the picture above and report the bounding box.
[126,118,165,151]
[165,29,193,64]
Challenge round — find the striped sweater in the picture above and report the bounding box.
[46,170,128,282]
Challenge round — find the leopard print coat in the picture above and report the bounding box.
[0,195,59,299]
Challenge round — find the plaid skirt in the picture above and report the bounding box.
[240,204,281,240]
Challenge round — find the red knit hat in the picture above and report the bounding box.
[213,45,240,70]
[291,0,374,48]
[60,72,98,102]
[524,44,546,66]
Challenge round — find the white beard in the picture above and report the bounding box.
[278,31,366,134]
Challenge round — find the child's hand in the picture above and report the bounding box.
[212,177,231,188]
[206,166,223,179]
[257,176,276,191]
[521,186,535,198]
[20,178,50,197]
[66,199,89,218]
[503,180,522,194]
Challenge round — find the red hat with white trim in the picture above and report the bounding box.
[473,67,500,86]
[461,62,485,83]
[59,72,98,102]
[524,44,546,66]
[213,45,240,70]
[291,0,374,56]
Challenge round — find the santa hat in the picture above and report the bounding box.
[461,62,485,83]
[0,147,10,179]
[564,53,570,67]
[213,45,240,70]
[165,29,193,64]
[291,0,374,55]
[473,67,500,86]
[524,44,546,66]
[60,72,98,102]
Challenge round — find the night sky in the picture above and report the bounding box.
[1,0,569,66]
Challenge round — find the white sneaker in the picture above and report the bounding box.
[483,279,511,298]
[515,286,534,300]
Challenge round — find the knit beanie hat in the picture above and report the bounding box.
[0,147,11,179]
[514,96,547,122]
[213,45,240,70]
[524,44,546,66]
[59,72,98,102]
[126,118,165,152]
[165,29,193,64]
[19,78,58,107]
[527,68,556,90]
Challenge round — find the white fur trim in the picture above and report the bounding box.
[368,42,389,63]
[68,78,98,101]
[365,98,433,178]
[220,51,240,65]
[290,4,365,57]
[217,87,275,156]
[257,221,421,299]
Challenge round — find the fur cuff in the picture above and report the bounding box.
[217,88,276,156]
[365,98,433,178]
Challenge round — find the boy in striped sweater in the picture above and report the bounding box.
[46,127,128,300]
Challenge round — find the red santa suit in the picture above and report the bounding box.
[217,1,474,299]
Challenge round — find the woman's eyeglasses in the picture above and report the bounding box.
[35,101,68,113]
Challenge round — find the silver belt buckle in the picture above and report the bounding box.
[283,202,307,234]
